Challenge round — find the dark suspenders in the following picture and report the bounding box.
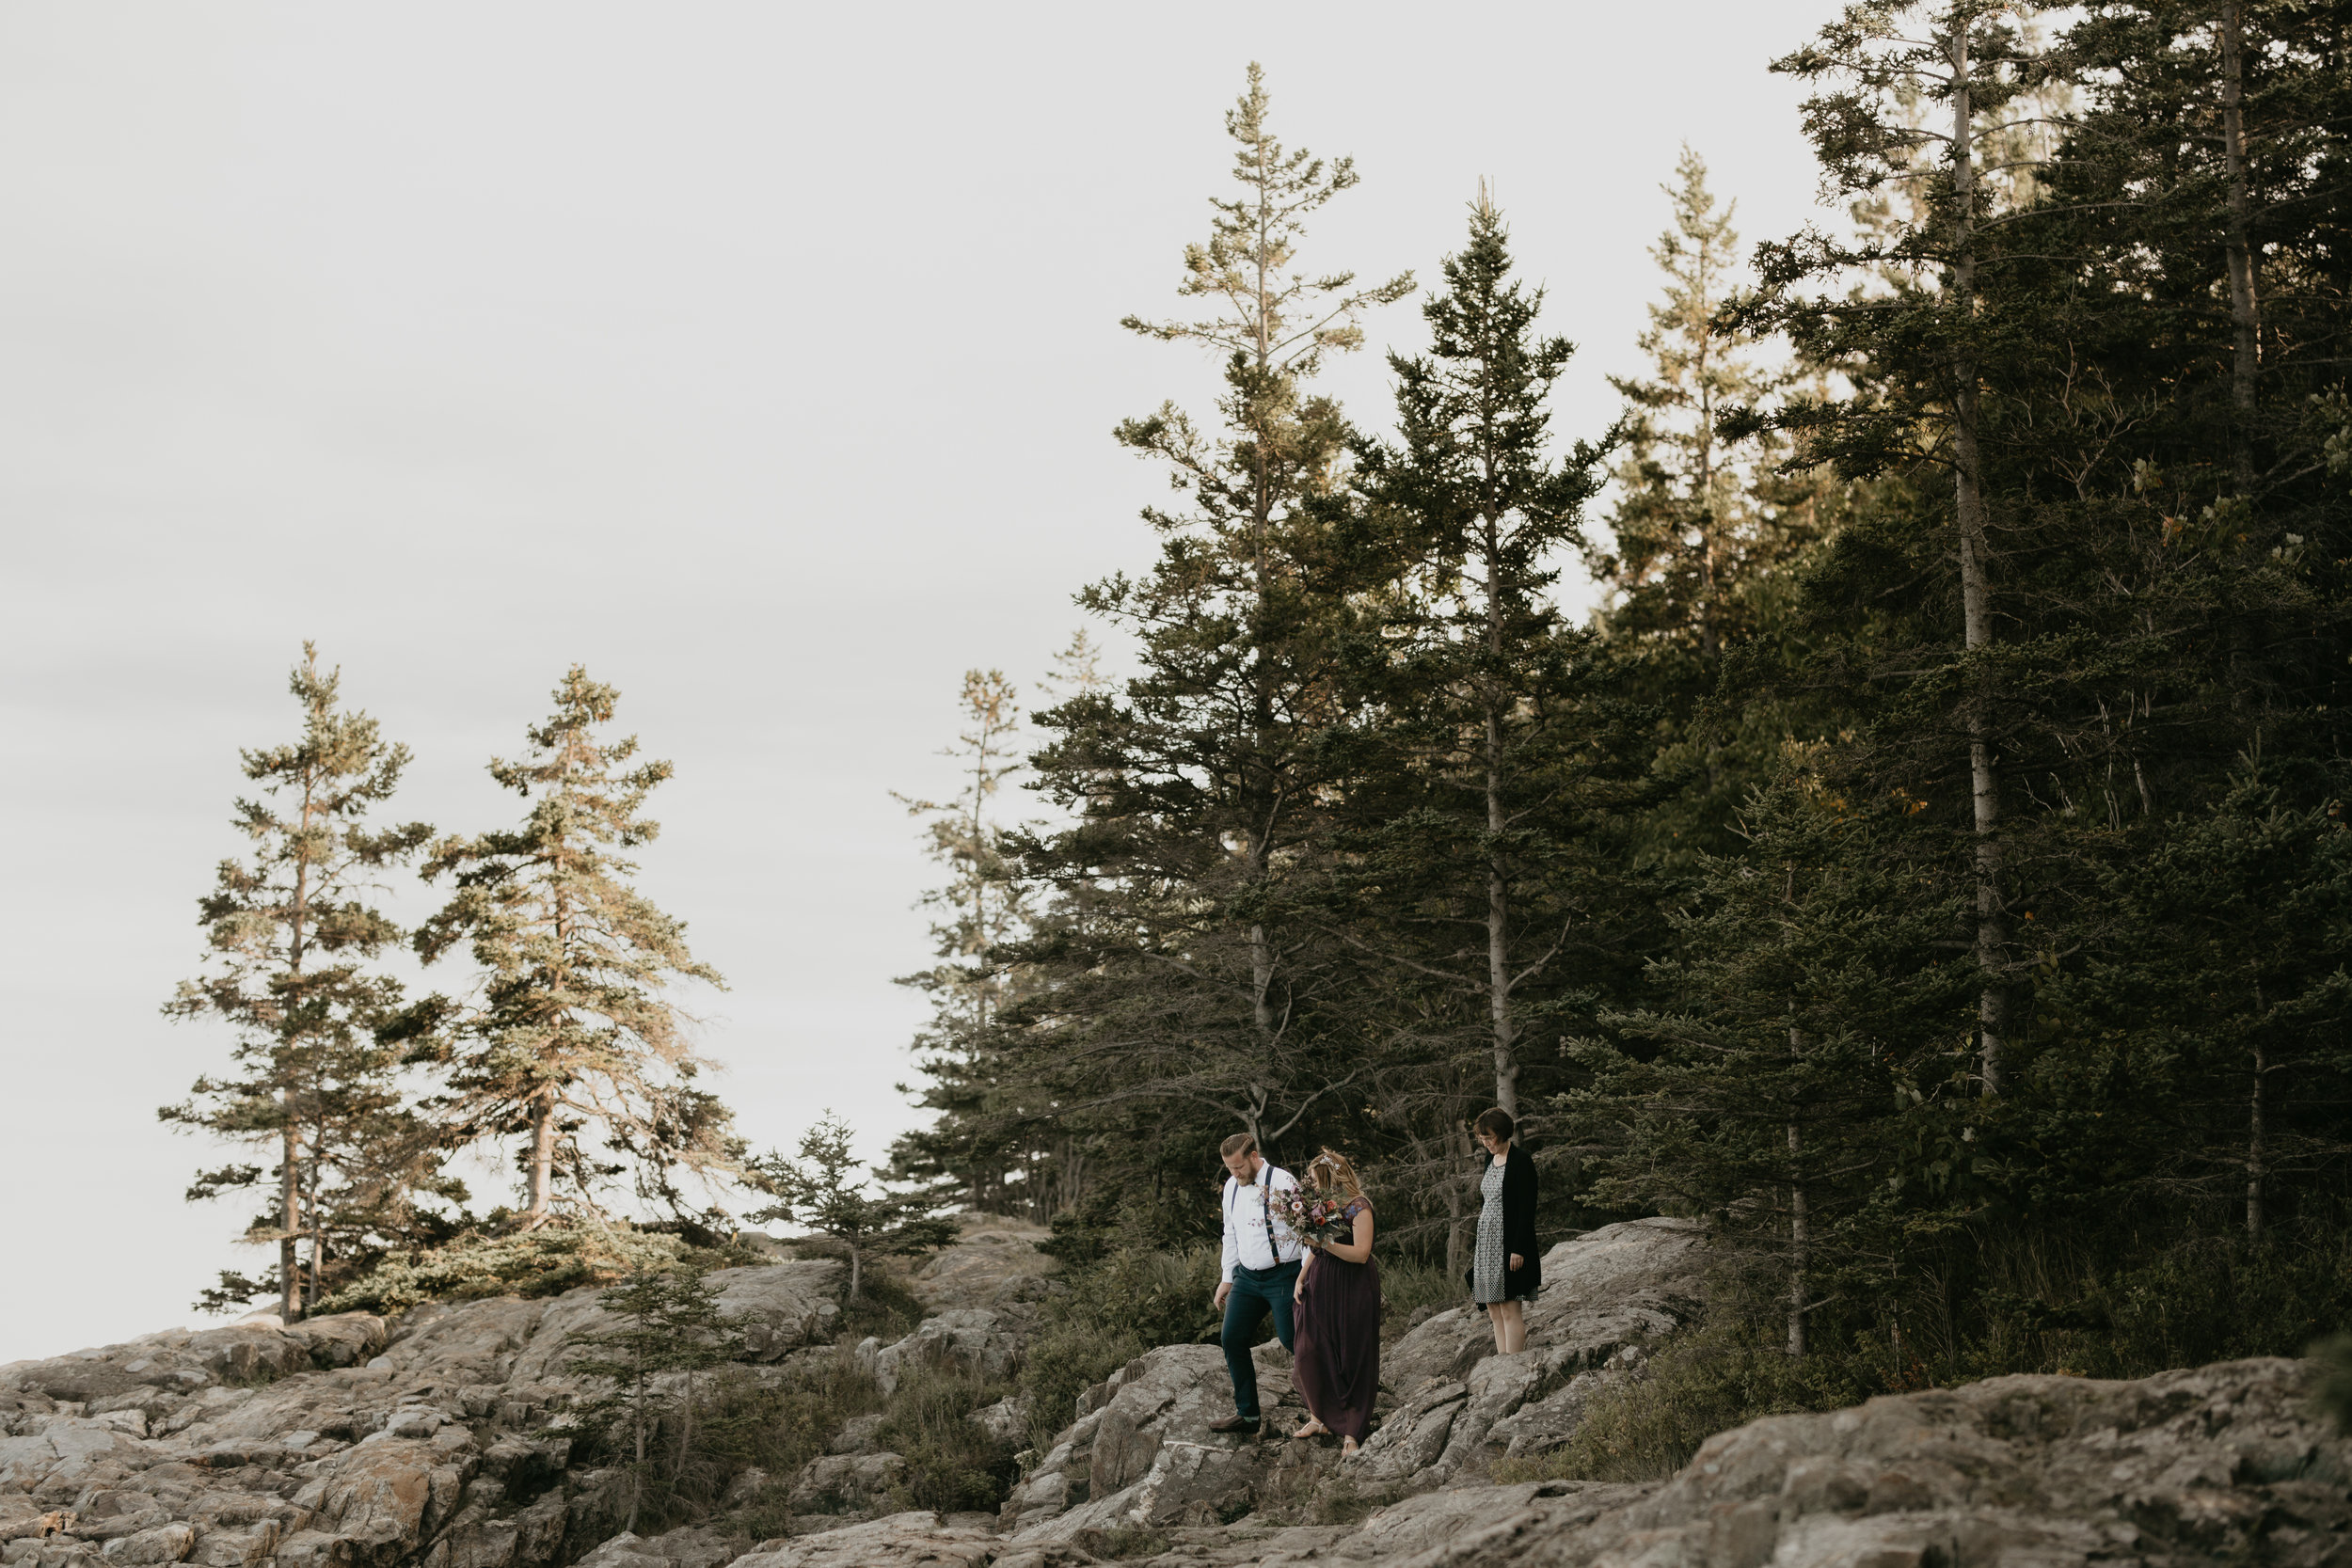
[1228,1165,1281,1263]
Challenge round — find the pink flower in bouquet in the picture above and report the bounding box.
[1270,1183,1354,1246]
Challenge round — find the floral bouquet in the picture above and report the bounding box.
[1270,1183,1356,1248]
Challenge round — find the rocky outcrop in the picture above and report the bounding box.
[997,1343,1302,1541]
[1381,1218,1706,1393]
[1368,1355,2350,1568]
[730,1513,995,1568]
[11,1215,2344,1568]
[742,1354,2352,1568]
[912,1223,1059,1334]
[1347,1218,1705,1492]
[0,1262,843,1568]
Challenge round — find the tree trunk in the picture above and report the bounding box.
[1788,1024,1806,1356]
[627,1343,646,1534]
[279,1125,300,1322]
[1487,722,1518,1118]
[1948,17,2008,1095]
[848,1243,863,1302]
[527,1089,556,1227]
[1484,509,1519,1118]
[675,1366,694,1484]
[2219,0,2261,486]
[2247,1038,2266,1239]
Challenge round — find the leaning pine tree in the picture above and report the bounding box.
[411,667,740,1228]
[162,644,436,1319]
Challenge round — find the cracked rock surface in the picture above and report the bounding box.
[10,1218,2343,1568]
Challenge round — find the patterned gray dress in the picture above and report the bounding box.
[1472,1154,1509,1304]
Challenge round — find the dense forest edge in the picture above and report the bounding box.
[136,1,2352,1517]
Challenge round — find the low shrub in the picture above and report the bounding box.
[1093,1524,1169,1560]
[1375,1258,1462,1342]
[574,1341,884,1535]
[1014,1246,1220,1449]
[2315,1334,2352,1434]
[1491,1318,1869,1485]
[1019,1325,1143,1451]
[835,1270,927,1344]
[877,1350,1020,1513]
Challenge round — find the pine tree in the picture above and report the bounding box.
[162,644,438,1319]
[1597,149,1830,858]
[1600,147,1788,667]
[752,1114,954,1300]
[567,1262,744,1533]
[890,671,1035,1213]
[412,667,739,1227]
[1013,64,1409,1153]
[1346,194,1629,1119]
[1752,0,2053,1093]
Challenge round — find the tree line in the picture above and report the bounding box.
[892,10,2352,1390]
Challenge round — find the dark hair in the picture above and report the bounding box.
[1219,1132,1258,1160]
[1473,1107,1515,1143]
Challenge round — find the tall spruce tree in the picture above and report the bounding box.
[1753,0,2052,1093]
[1011,64,1409,1158]
[162,645,437,1319]
[1346,195,1627,1120]
[412,668,739,1227]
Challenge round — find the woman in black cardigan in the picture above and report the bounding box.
[1469,1106,1539,1354]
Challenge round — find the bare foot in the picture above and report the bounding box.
[1293,1418,1329,1439]
[1341,1436,1360,1458]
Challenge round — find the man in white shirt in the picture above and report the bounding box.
[1208,1131,1303,1433]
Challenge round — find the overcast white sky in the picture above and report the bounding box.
[0,2,1846,1360]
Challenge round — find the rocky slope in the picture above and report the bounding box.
[6,1216,2344,1568]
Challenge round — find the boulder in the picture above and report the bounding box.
[281,1318,389,1371]
[1378,1355,2352,1568]
[966,1398,1024,1447]
[729,1513,995,1568]
[1001,1341,1296,1541]
[1339,1481,1646,1560]
[1481,1367,1625,1460]
[570,1528,735,1568]
[869,1312,1020,1397]
[913,1221,1059,1328]
[785,1453,908,1514]
[1382,1217,1705,1393]
[822,1416,886,1457]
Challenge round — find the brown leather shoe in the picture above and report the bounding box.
[1207,1413,1261,1433]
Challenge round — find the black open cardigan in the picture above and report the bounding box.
[1465,1143,1541,1303]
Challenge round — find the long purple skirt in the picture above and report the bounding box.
[1293,1253,1380,1440]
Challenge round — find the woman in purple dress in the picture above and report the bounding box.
[1289,1148,1380,1455]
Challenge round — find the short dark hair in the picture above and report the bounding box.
[1220,1132,1258,1160]
[1473,1107,1515,1143]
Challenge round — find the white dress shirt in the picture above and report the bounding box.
[1220,1162,1302,1281]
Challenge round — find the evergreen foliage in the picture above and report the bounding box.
[161,644,446,1319]
[916,32,2352,1418]
[750,1114,955,1300]
[567,1262,744,1534]
[998,63,1412,1235]
[888,671,1047,1214]
[409,667,741,1229]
